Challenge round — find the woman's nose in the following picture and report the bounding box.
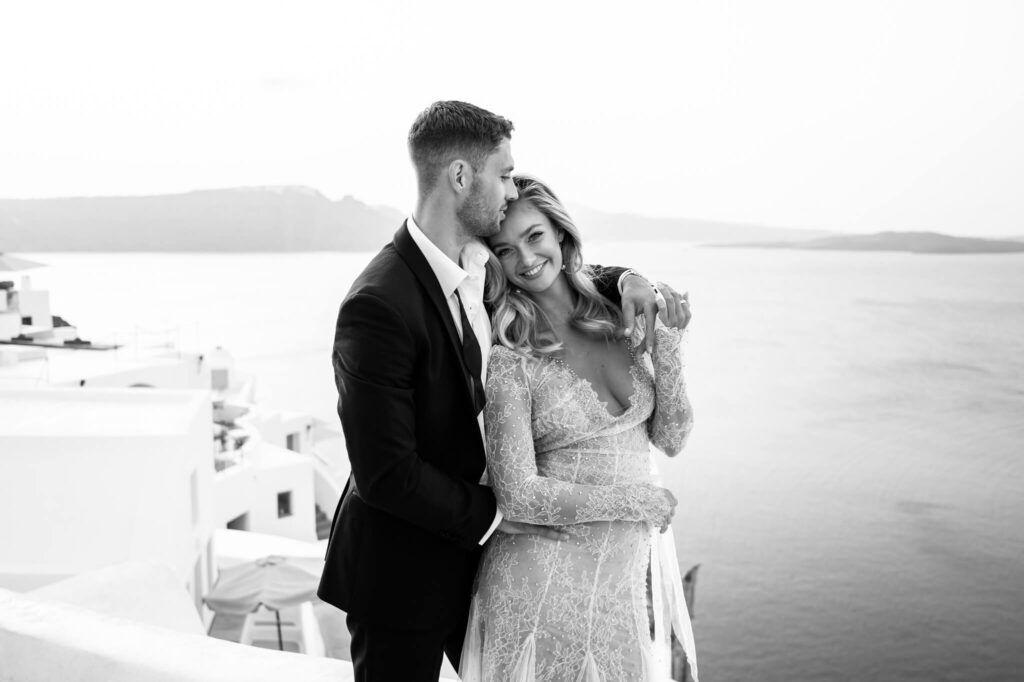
[517,248,538,266]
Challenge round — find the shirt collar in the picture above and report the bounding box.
[406,215,468,299]
[459,239,490,309]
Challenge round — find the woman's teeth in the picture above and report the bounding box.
[521,262,545,278]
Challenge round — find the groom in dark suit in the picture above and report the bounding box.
[318,101,666,681]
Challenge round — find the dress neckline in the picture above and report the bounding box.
[546,338,641,420]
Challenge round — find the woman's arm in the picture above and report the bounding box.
[646,322,694,456]
[485,347,673,526]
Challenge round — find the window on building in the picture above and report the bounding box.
[277,491,293,518]
[285,432,300,452]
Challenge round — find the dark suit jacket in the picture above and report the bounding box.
[318,222,625,630]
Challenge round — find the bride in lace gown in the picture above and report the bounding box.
[460,175,698,682]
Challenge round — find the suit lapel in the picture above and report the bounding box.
[392,222,479,401]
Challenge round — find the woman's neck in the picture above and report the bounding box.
[529,274,575,333]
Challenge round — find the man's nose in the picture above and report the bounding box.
[506,182,519,202]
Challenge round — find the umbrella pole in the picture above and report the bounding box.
[275,609,283,651]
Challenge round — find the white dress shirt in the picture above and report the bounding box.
[406,216,503,544]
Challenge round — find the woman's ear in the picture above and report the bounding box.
[557,229,565,243]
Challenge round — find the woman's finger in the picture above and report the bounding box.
[656,283,686,329]
[671,292,686,328]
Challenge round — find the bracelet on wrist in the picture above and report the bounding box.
[617,268,649,294]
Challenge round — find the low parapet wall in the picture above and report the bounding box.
[0,588,352,682]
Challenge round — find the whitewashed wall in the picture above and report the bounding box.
[0,388,215,597]
[0,587,353,682]
[214,441,317,542]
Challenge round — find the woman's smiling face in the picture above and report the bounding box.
[487,199,564,294]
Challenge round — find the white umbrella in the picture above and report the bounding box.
[0,253,46,272]
[203,555,324,650]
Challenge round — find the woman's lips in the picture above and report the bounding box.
[520,261,546,279]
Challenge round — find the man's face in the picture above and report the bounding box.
[457,139,518,238]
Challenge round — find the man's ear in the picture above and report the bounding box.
[448,160,472,194]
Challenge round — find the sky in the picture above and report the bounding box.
[1,0,1022,236]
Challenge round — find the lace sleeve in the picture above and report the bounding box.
[646,322,694,456]
[485,347,669,526]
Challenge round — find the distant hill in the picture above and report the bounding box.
[1,186,830,252]
[0,187,404,252]
[716,231,1024,254]
[570,205,833,244]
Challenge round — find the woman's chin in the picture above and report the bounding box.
[515,277,560,297]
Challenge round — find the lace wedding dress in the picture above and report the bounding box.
[460,324,699,682]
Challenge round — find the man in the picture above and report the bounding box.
[318,101,678,681]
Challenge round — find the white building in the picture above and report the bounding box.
[0,387,216,613]
[0,340,346,551]
[0,273,361,673]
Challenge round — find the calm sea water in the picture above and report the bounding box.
[22,245,1024,681]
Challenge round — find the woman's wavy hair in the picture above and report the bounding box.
[484,174,621,354]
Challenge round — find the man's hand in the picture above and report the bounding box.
[497,519,570,542]
[620,274,661,354]
[656,283,691,331]
[654,487,678,534]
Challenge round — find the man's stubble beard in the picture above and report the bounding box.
[456,180,501,239]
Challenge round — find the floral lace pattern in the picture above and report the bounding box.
[460,323,694,682]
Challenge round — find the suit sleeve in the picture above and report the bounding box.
[333,291,497,550]
[589,264,627,307]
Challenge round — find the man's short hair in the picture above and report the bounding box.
[408,101,514,195]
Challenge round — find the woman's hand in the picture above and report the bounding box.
[656,283,691,331]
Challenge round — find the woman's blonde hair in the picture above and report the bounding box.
[485,174,621,354]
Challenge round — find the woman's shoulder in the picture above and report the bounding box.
[488,343,533,365]
[489,343,549,376]
[485,345,541,394]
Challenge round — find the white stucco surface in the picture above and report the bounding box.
[0,385,208,435]
[0,587,353,681]
[214,441,317,542]
[0,387,214,598]
[28,561,205,636]
[213,528,326,569]
[0,347,210,391]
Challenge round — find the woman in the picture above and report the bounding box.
[460,175,698,681]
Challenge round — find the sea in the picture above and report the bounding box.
[20,244,1024,682]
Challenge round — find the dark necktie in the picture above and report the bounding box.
[455,290,486,415]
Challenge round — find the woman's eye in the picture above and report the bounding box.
[529,231,542,241]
